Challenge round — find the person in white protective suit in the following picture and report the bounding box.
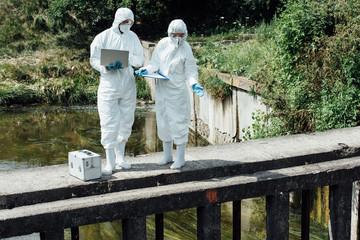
[136,19,204,169]
[90,8,144,175]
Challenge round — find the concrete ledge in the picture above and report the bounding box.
[1,127,360,210]
[202,69,259,93]
[217,72,260,93]
[140,40,156,49]
[1,156,360,238]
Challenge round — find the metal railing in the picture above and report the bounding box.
[1,127,360,240]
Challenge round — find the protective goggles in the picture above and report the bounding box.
[121,19,133,25]
[171,33,185,38]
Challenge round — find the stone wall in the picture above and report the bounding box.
[141,40,268,145]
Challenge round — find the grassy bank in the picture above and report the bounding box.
[0,29,259,107]
[0,40,153,106]
[192,22,274,80]
[0,47,98,106]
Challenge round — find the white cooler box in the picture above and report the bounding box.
[68,150,102,181]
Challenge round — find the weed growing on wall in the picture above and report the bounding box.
[199,68,232,100]
[242,110,286,141]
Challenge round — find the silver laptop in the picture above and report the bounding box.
[100,49,129,67]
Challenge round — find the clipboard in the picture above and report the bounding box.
[100,49,129,67]
[141,72,169,80]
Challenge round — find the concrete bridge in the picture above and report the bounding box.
[1,127,360,239]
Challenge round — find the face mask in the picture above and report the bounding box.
[170,36,184,46]
[171,36,179,46]
[120,24,130,33]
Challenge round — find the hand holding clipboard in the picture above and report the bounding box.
[135,69,169,80]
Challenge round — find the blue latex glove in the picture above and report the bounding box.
[107,61,122,71]
[135,69,148,76]
[192,83,204,97]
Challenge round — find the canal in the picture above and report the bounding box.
[0,104,328,239]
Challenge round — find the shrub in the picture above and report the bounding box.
[199,68,232,100]
[48,0,115,47]
[256,0,360,135]
[135,75,151,100]
[242,109,286,141]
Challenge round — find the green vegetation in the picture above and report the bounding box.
[135,75,151,101]
[0,48,98,106]
[241,110,285,141]
[1,0,359,139]
[193,22,275,79]
[194,0,360,138]
[256,0,360,136]
[198,68,232,100]
[97,0,282,40]
[1,0,279,106]
[192,21,274,100]
[0,0,52,58]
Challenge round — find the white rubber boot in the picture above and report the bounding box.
[115,141,131,169]
[157,141,173,165]
[102,148,115,175]
[171,144,186,169]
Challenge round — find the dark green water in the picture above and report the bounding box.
[0,104,328,239]
[0,103,208,172]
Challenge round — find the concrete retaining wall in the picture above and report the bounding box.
[141,40,267,145]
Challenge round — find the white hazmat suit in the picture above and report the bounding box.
[90,8,144,174]
[142,19,200,169]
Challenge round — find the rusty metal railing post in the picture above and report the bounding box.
[197,189,221,240]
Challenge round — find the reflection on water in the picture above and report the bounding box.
[0,104,328,239]
[0,105,103,171]
[0,104,208,172]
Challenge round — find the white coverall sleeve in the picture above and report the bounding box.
[143,42,161,73]
[90,36,108,75]
[129,33,145,67]
[184,45,199,86]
